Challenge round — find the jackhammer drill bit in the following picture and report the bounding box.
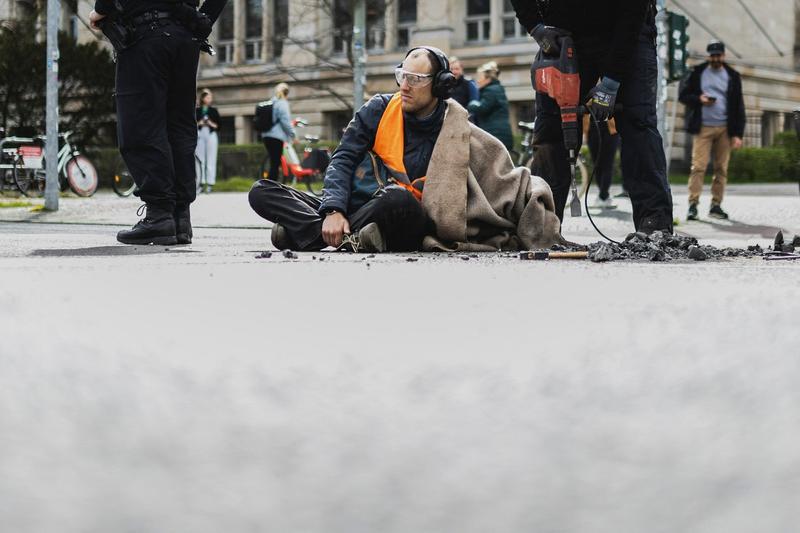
[569,150,582,217]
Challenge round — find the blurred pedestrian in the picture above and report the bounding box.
[195,89,220,193]
[448,57,479,118]
[262,82,296,182]
[469,61,514,152]
[585,115,620,209]
[679,41,746,221]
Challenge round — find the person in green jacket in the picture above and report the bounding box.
[469,61,514,153]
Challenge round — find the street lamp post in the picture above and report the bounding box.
[45,0,60,211]
[352,0,367,112]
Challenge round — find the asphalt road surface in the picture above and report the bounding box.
[1,188,799,532]
[0,187,800,533]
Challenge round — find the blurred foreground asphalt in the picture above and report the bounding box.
[1,184,799,533]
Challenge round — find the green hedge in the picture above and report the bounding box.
[88,141,338,188]
[89,132,800,190]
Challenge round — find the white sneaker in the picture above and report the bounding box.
[592,195,617,209]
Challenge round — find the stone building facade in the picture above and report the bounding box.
[4,0,800,166]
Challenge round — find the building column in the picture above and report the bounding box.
[233,0,245,64]
[384,0,398,51]
[489,0,504,44]
[235,115,249,145]
[412,2,454,53]
[280,0,320,66]
[262,0,272,61]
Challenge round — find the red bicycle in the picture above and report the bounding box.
[257,118,329,197]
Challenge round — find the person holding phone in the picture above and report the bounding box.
[195,89,220,193]
[679,41,746,221]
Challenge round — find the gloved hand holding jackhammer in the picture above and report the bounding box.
[531,24,571,55]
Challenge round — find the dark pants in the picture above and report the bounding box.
[248,180,430,252]
[115,23,200,211]
[263,137,284,182]
[587,121,620,200]
[532,23,673,231]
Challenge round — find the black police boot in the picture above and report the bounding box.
[639,214,674,235]
[117,204,177,245]
[175,203,192,244]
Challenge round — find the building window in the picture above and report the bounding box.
[466,0,491,42]
[216,2,234,64]
[333,0,387,53]
[245,0,263,62]
[502,0,527,40]
[366,0,386,52]
[398,0,416,48]
[333,0,351,55]
[69,15,79,42]
[273,0,288,58]
[217,116,236,145]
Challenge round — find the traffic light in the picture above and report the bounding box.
[667,11,690,81]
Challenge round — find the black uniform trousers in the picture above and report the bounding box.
[248,180,430,252]
[587,121,620,201]
[532,22,673,231]
[115,22,200,212]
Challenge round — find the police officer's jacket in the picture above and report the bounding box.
[94,0,228,24]
[510,0,656,82]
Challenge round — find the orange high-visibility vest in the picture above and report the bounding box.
[372,92,426,201]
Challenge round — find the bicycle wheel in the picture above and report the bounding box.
[12,160,43,197]
[112,167,137,197]
[64,155,98,197]
[303,171,324,197]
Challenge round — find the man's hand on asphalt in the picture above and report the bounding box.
[531,24,571,56]
[586,77,620,121]
[322,212,350,248]
[89,10,106,30]
[732,136,743,149]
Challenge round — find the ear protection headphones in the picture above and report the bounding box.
[397,46,457,98]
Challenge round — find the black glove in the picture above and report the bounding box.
[531,24,571,55]
[586,77,620,121]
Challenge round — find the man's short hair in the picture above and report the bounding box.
[406,48,437,74]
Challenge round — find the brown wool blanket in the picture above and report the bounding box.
[421,100,564,251]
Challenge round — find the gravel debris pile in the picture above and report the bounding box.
[576,231,764,263]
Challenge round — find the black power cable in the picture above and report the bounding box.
[582,106,621,245]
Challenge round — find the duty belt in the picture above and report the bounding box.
[129,10,174,27]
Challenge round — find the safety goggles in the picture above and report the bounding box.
[394,68,433,88]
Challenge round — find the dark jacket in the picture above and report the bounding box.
[196,105,220,133]
[94,0,228,24]
[451,77,479,110]
[510,0,656,82]
[468,80,514,152]
[678,62,746,138]
[320,94,445,215]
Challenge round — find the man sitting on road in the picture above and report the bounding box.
[249,46,562,253]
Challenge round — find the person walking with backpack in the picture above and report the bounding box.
[679,41,746,221]
[195,88,220,193]
[260,83,295,182]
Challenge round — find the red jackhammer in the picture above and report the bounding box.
[531,35,583,217]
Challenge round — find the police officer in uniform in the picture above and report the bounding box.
[90,0,228,245]
[510,0,674,234]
